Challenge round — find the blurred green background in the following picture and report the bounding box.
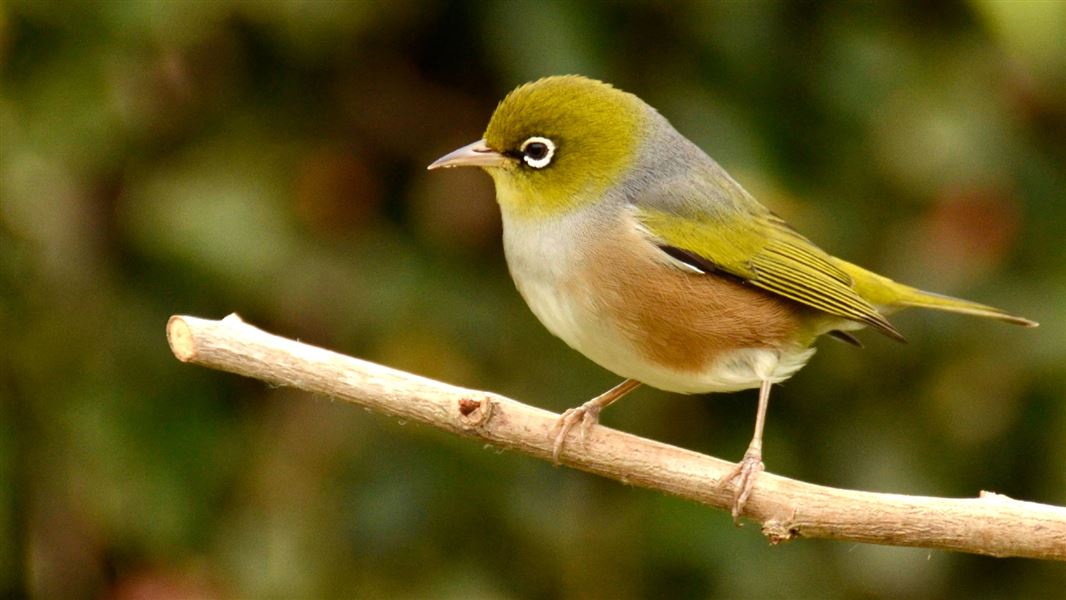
[3,1,1065,598]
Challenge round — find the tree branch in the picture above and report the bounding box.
[166,314,1066,561]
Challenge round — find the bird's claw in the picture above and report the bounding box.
[550,403,602,463]
[717,448,765,523]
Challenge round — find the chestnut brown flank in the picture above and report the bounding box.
[584,218,807,373]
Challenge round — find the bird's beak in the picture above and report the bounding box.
[427,139,511,170]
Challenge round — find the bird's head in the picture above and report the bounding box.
[429,75,648,219]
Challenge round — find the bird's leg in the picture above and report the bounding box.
[718,378,772,523]
[551,378,641,463]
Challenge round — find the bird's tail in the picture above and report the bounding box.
[891,287,1038,326]
[831,258,1039,327]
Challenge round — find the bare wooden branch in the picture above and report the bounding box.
[167,314,1066,561]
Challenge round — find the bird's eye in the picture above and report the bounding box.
[520,136,556,169]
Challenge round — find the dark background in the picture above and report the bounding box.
[3,1,1064,598]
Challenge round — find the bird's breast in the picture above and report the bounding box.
[501,207,600,349]
[501,206,815,393]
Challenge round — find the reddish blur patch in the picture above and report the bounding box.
[917,185,1021,279]
[105,567,223,600]
[293,145,383,235]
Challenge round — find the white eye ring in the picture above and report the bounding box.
[520,136,556,169]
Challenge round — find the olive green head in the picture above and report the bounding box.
[429,75,648,219]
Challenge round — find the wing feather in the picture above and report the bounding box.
[636,204,904,342]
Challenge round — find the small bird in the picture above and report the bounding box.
[428,75,1037,520]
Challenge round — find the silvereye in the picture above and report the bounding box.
[428,75,1037,519]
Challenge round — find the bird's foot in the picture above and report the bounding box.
[717,447,765,524]
[550,401,603,464]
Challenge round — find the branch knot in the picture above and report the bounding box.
[457,395,494,429]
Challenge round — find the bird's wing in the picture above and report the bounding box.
[633,178,904,341]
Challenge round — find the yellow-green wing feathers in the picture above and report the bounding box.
[748,236,905,340]
[637,204,1037,337]
[638,208,906,340]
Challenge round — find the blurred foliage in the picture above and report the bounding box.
[2,1,1065,598]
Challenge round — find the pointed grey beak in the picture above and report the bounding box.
[427,139,511,170]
